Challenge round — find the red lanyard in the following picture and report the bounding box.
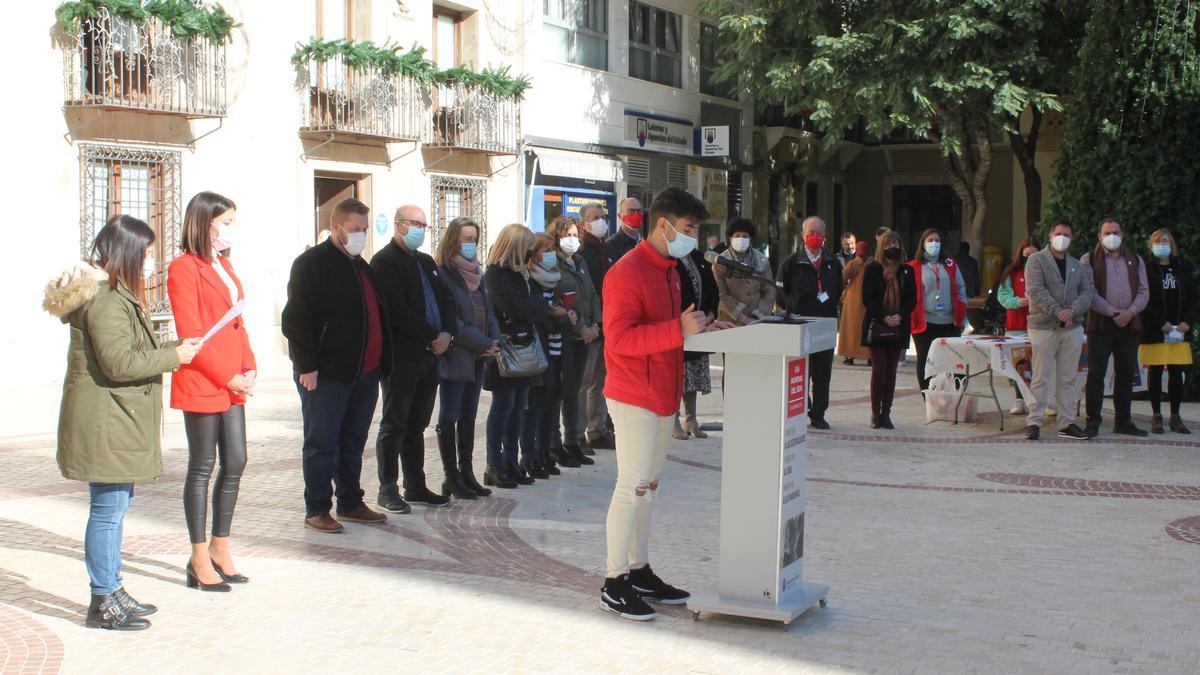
[809,253,823,293]
[927,262,942,294]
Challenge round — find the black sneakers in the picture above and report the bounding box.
[1058,424,1091,440]
[404,487,450,507]
[1025,424,1040,440]
[377,492,412,514]
[600,575,656,621]
[628,564,690,605]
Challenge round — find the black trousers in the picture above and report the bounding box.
[1148,365,1185,416]
[1085,322,1140,425]
[377,358,440,496]
[913,322,962,391]
[559,340,589,444]
[183,406,247,544]
[808,348,834,420]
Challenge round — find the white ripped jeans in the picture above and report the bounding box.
[605,399,674,579]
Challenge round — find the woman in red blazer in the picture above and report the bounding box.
[167,192,256,592]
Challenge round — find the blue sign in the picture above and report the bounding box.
[374,212,390,236]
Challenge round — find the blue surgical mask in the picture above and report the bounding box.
[1152,243,1172,259]
[460,242,478,260]
[666,222,697,259]
[403,226,425,250]
[924,241,941,258]
[540,251,557,270]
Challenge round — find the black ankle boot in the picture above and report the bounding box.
[437,426,477,500]
[543,451,561,475]
[86,593,151,630]
[525,460,550,480]
[483,464,517,489]
[113,587,157,616]
[551,444,580,468]
[565,443,594,466]
[507,460,535,485]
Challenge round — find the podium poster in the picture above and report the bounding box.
[778,357,808,600]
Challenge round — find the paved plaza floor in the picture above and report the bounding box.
[2,358,1199,673]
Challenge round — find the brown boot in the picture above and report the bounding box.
[337,505,387,524]
[1151,414,1165,434]
[304,513,344,533]
[1169,415,1191,434]
[683,392,707,438]
[672,414,688,440]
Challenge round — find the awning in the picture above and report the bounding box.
[534,148,624,183]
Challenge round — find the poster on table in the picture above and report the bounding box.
[778,358,808,601]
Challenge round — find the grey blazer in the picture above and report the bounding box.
[1025,248,1094,330]
[438,264,501,383]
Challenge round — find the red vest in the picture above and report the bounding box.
[1005,269,1029,332]
[908,257,967,334]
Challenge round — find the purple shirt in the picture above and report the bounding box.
[1080,250,1149,316]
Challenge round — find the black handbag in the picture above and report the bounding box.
[867,318,903,343]
[495,327,548,378]
[981,280,1008,335]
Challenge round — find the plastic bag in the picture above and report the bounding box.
[924,374,979,422]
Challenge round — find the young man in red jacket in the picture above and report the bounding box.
[600,187,729,620]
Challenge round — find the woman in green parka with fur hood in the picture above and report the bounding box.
[44,215,200,631]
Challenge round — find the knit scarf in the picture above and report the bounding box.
[451,254,483,292]
[529,263,561,290]
[883,263,901,313]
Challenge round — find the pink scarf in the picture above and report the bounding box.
[452,254,483,292]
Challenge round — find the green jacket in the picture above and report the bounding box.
[556,253,602,339]
[45,265,180,483]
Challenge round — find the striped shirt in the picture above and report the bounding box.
[540,287,563,357]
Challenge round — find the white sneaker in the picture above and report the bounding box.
[1009,399,1028,415]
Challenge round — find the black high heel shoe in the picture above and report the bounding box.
[186,562,231,592]
[212,560,250,584]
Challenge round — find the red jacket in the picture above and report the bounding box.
[1005,269,1029,332]
[167,253,256,413]
[908,257,967,334]
[603,241,684,417]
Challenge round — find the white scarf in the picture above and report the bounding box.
[529,264,561,290]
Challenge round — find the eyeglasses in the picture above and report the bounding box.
[397,219,427,229]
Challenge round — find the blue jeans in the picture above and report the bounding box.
[85,483,133,595]
[486,379,528,467]
[295,369,380,517]
[438,362,484,429]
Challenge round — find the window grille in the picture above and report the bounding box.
[431,175,488,260]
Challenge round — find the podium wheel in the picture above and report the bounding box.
[819,598,827,608]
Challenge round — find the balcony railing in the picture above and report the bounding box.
[298,56,428,143]
[62,7,226,118]
[426,84,521,155]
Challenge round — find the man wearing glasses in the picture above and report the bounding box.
[369,205,457,512]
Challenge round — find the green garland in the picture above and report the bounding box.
[292,38,531,101]
[56,0,237,42]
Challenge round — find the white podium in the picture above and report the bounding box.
[683,318,837,625]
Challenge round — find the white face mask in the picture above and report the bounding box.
[1101,233,1122,252]
[344,231,367,257]
[559,236,581,256]
[588,219,608,238]
[212,224,234,252]
[730,237,751,253]
[142,255,156,279]
[1051,234,1071,252]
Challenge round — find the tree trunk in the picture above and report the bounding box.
[931,126,991,256]
[1008,107,1044,239]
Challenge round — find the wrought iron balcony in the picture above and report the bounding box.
[62,7,226,118]
[298,56,429,143]
[426,84,521,155]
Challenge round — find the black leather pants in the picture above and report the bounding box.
[183,405,247,544]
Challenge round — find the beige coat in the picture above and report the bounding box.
[714,248,776,325]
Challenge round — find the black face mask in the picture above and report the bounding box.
[884,247,902,261]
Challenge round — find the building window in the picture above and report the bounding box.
[699,23,734,98]
[80,144,182,335]
[543,0,608,70]
[629,2,681,88]
[431,175,488,259]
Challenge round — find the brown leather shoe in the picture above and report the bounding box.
[304,513,344,533]
[337,505,387,524]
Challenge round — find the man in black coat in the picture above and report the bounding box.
[578,203,615,449]
[958,241,982,298]
[605,197,643,266]
[370,204,459,511]
[282,198,390,533]
[777,216,843,429]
